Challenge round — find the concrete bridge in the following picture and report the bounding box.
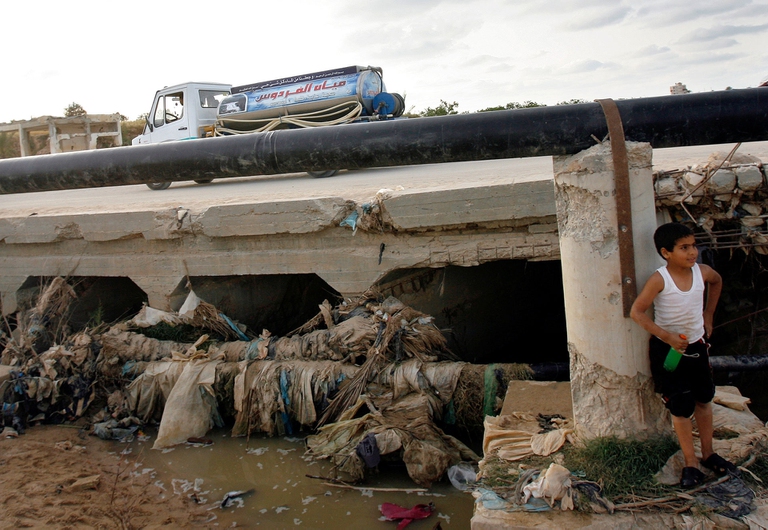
[1,142,765,364]
[0,155,562,309]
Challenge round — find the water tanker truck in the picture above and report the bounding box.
[132,65,404,190]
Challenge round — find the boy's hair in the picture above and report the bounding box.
[654,222,694,257]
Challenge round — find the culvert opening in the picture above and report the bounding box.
[374,260,569,367]
[169,274,340,337]
[15,276,147,331]
[707,248,768,421]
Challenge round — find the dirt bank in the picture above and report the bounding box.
[0,425,206,529]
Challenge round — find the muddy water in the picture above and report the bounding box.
[116,427,475,529]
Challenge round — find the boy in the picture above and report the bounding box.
[630,222,737,488]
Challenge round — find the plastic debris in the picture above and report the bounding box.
[340,210,359,233]
[219,488,255,509]
[1,426,19,438]
[356,432,381,468]
[522,463,574,510]
[93,419,139,441]
[380,502,434,529]
[447,462,477,491]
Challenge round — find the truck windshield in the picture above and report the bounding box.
[199,90,229,108]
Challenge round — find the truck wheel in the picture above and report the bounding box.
[308,170,339,178]
[194,179,214,184]
[146,182,172,190]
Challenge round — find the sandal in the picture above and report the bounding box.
[680,466,705,488]
[701,453,740,477]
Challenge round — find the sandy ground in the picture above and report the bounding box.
[0,425,209,529]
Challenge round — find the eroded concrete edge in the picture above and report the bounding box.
[569,342,672,440]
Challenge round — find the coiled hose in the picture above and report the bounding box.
[214,100,364,136]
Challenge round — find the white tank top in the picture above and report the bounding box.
[654,263,705,343]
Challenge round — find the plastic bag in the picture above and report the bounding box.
[448,461,477,491]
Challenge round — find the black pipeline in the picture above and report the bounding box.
[529,355,768,382]
[0,88,766,194]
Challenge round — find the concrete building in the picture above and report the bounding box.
[0,114,122,157]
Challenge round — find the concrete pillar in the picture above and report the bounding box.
[554,141,670,439]
[130,276,184,311]
[0,276,28,315]
[86,120,95,150]
[19,125,31,157]
[48,121,60,154]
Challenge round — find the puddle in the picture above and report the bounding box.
[115,427,475,528]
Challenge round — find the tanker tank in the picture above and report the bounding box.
[215,65,403,134]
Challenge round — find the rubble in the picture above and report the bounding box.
[69,474,101,491]
[653,148,768,253]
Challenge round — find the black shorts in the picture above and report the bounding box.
[649,336,715,418]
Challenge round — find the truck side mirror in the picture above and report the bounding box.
[145,114,153,132]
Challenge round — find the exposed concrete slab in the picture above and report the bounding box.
[382,180,556,229]
[0,179,559,314]
[0,209,187,244]
[196,198,354,237]
[500,381,573,419]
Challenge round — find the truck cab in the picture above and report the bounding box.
[132,82,231,145]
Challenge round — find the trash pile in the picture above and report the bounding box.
[471,384,768,528]
[306,387,479,487]
[471,411,615,514]
[653,148,768,252]
[0,277,101,433]
[0,279,515,487]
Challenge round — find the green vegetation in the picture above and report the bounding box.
[120,119,145,146]
[480,435,681,504]
[557,98,589,106]
[477,101,546,112]
[564,435,679,499]
[64,102,87,117]
[419,100,461,116]
[88,306,104,328]
[425,98,588,115]
[0,131,20,159]
[744,448,768,485]
[134,322,224,348]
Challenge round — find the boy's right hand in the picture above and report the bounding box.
[666,332,688,352]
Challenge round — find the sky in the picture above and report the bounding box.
[1,0,767,124]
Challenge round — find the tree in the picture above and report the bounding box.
[556,99,589,106]
[64,102,87,117]
[419,100,460,117]
[477,101,546,112]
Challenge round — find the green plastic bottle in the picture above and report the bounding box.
[663,334,688,372]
